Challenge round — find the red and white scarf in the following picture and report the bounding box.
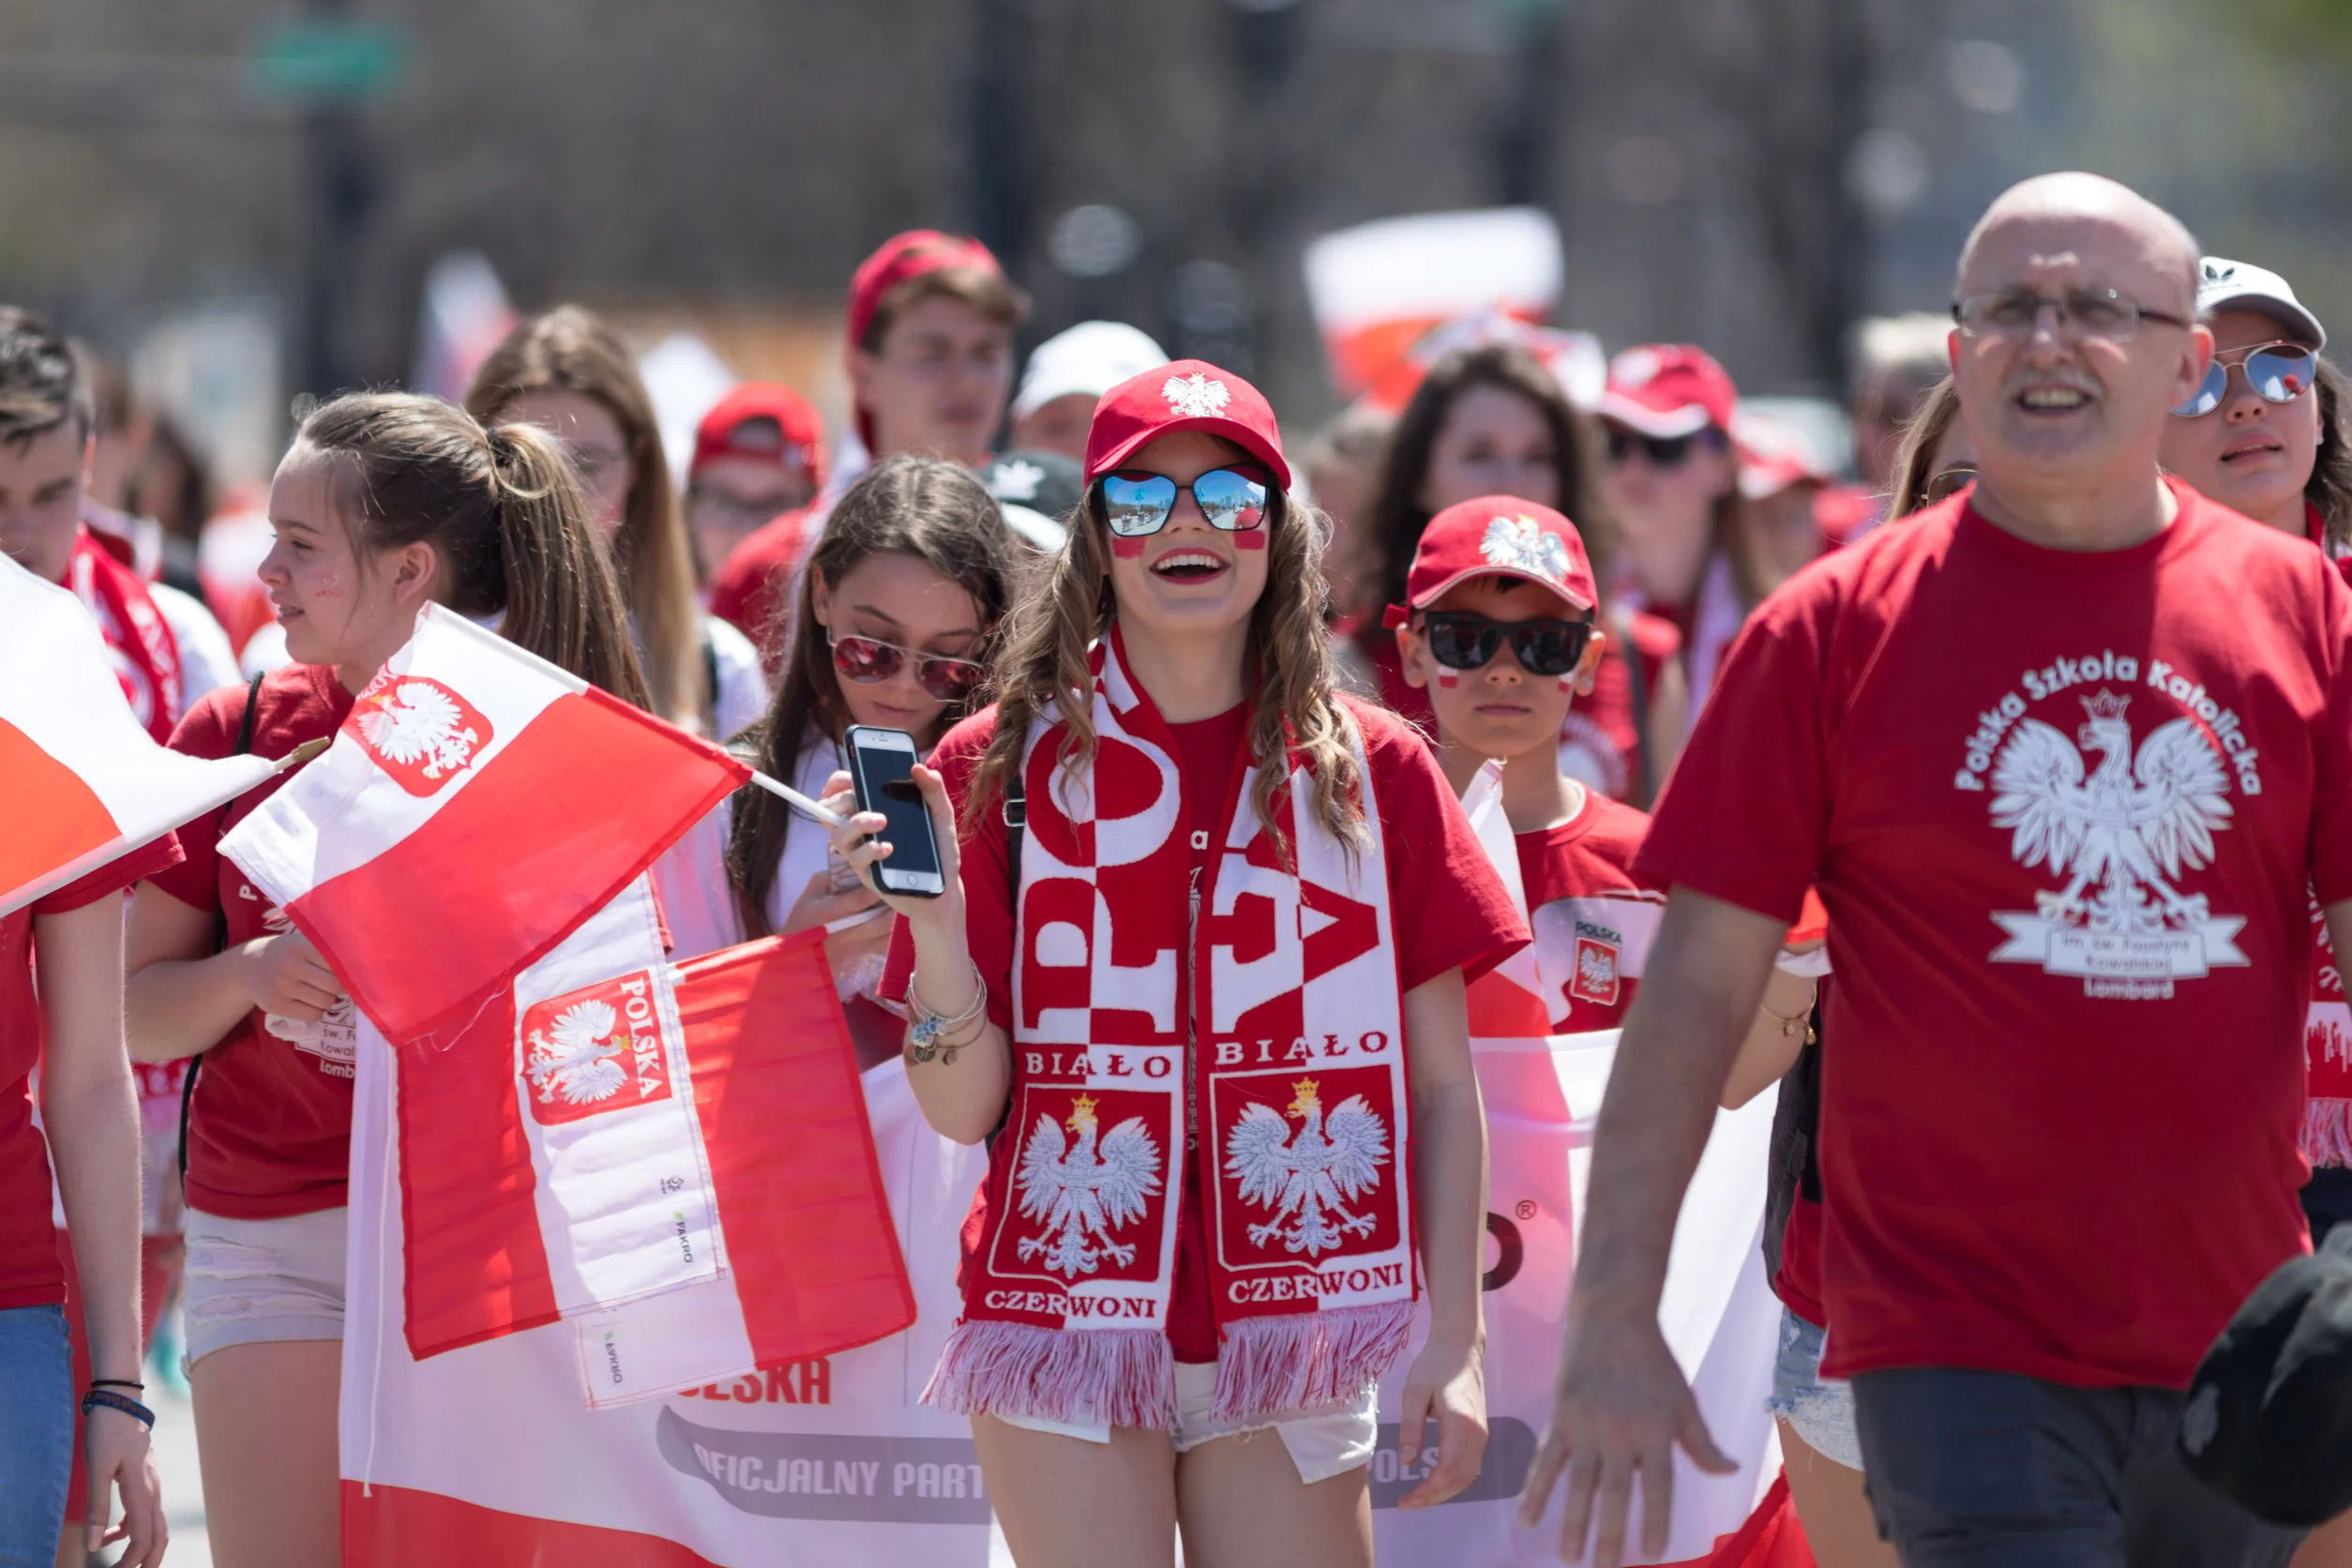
[68,527,181,743]
[926,630,1414,1427]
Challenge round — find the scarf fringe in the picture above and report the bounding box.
[2305,1098,2352,1169]
[923,1319,1178,1428]
[1209,1301,1413,1421]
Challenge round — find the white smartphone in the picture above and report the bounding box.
[844,726,945,899]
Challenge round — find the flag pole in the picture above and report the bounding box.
[279,736,332,770]
[747,770,845,828]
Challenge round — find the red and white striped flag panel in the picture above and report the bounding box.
[221,603,748,1044]
[1,554,277,915]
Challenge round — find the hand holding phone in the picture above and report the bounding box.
[840,727,949,901]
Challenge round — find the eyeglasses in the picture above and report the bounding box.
[1097,467,1270,537]
[1605,427,1723,469]
[2171,340,2318,417]
[1417,611,1595,677]
[1952,286,2192,343]
[1923,465,1978,505]
[827,630,987,702]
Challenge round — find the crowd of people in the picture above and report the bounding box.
[6,168,2351,1568]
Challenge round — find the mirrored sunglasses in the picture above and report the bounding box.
[1924,465,1978,505]
[2171,341,2318,418]
[828,631,986,702]
[1419,611,1595,677]
[1098,466,1269,537]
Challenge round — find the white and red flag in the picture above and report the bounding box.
[220,603,749,1044]
[1,553,281,915]
[386,894,915,1364]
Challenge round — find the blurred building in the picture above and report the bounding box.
[0,0,2339,483]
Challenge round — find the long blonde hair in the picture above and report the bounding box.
[967,479,1364,859]
[465,307,706,730]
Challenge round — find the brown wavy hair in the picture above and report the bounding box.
[726,454,1018,937]
[297,391,652,708]
[465,307,707,731]
[2307,357,2352,552]
[1367,342,1614,616]
[966,467,1364,859]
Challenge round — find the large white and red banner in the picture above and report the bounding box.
[343,1018,1784,1565]
[221,603,747,1044]
[1,553,278,914]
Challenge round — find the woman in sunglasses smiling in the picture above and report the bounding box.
[674,453,1015,1062]
[852,363,1525,1568]
[2157,256,2352,557]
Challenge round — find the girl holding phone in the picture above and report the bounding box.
[121,393,649,1568]
[664,455,1015,1059]
[847,364,1527,1568]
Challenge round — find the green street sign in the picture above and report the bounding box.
[251,20,409,105]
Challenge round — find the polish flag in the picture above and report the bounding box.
[387,901,914,1369]
[2,554,280,915]
[221,604,749,1045]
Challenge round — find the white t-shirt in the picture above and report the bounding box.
[654,731,843,963]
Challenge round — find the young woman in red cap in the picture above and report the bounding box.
[846,362,1525,1567]
[1358,341,1688,807]
[1594,343,1764,732]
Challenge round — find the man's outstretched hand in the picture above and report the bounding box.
[1516,1308,1734,1566]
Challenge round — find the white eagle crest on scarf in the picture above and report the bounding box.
[1015,1094,1162,1277]
[357,681,483,781]
[1225,1078,1390,1256]
[1480,514,1571,587]
[1162,373,1230,419]
[524,999,629,1108]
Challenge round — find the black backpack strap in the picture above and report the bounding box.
[701,621,723,732]
[1003,767,1026,892]
[179,672,266,1199]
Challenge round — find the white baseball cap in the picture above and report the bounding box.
[1010,321,1169,421]
[2198,257,2326,352]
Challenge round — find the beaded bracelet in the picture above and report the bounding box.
[80,1388,155,1429]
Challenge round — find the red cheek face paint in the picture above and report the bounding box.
[1232,530,1267,551]
[1557,675,1575,694]
[1110,535,1147,559]
[1437,672,1460,689]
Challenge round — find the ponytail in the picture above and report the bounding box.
[296,391,654,711]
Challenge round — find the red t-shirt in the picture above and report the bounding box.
[148,664,358,1220]
[707,506,819,667]
[1515,791,1666,1033]
[1365,611,1682,806]
[1638,482,2352,1389]
[2,837,184,1309]
[883,693,1529,1363]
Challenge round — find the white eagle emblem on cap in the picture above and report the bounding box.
[1481,514,1571,586]
[1162,373,1231,419]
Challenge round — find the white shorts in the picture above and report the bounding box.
[183,1206,347,1365]
[992,1359,1378,1485]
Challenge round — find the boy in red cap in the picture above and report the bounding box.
[1389,494,1821,1036]
[683,382,825,595]
[710,232,1027,654]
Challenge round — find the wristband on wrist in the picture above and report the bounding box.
[89,1378,145,1391]
[81,1388,155,1429]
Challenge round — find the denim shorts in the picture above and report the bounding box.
[992,1359,1379,1484]
[0,1304,72,1567]
[1765,1304,1864,1471]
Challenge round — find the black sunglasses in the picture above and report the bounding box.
[1418,611,1595,677]
[1604,426,1724,469]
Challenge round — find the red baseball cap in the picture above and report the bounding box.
[691,382,827,489]
[1384,495,1597,626]
[1598,344,1738,439]
[845,230,1004,352]
[1082,359,1293,491]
